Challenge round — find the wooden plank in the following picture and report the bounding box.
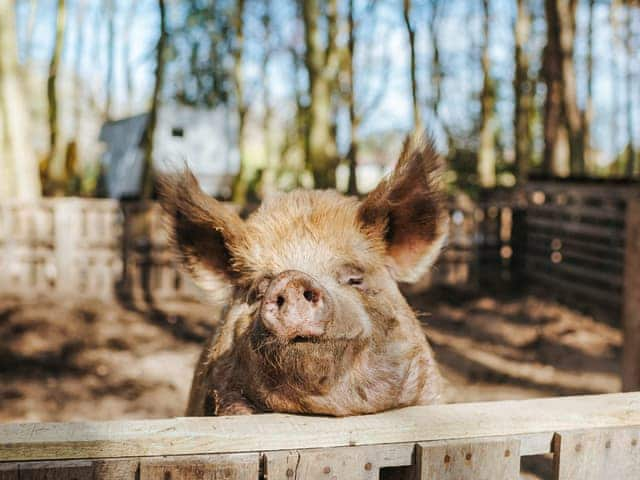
[139,454,258,480]
[264,444,413,479]
[526,270,622,307]
[526,247,623,274]
[552,426,640,480]
[16,460,95,479]
[0,464,18,480]
[623,199,640,391]
[417,438,520,480]
[527,217,623,238]
[526,256,623,288]
[527,229,626,255]
[2,393,640,462]
[527,203,626,222]
[93,459,138,479]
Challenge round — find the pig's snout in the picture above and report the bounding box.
[260,270,333,341]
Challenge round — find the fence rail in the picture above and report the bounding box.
[0,392,639,479]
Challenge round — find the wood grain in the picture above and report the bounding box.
[417,438,520,480]
[553,426,640,479]
[1,393,639,462]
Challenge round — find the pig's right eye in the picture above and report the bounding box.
[347,277,364,286]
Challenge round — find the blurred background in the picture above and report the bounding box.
[0,0,639,455]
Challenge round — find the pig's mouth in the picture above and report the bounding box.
[290,335,321,344]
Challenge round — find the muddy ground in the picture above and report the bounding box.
[0,288,621,423]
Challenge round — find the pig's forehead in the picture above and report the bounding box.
[238,190,386,276]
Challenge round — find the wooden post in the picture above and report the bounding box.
[623,198,640,391]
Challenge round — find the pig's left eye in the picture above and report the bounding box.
[347,276,364,286]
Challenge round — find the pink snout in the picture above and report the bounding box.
[260,270,333,341]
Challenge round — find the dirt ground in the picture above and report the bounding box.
[0,288,621,423]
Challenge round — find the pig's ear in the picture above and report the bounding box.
[358,135,449,283]
[157,169,245,294]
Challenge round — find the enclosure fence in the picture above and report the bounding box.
[0,392,639,479]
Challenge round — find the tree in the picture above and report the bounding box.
[403,0,421,131]
[231,0,249,203]
[426,0,446,136]
[141,0,167,199]
[514,0,533,184]
[557,0,583,175]
[105,0,115,119]
[542,0,583,177]
[42,0,67,192]
[583,0,595,173]
[346,0,358,195]
[542,0,570,177]
[301,0,341,189]
[0,0,41,199]
[478,0,496,188]
[624,2,636,178]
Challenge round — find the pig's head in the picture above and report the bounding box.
[159,137,448,402]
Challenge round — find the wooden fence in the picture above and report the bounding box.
[522,182,639,319]
[0,184,637,321]
[0,392,639,479]
[0,198,489,302]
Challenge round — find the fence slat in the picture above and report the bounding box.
[139,454,259,480]
[93,459,138,479]
[416,438,520,480]
[14,460,95,480]
[264,444,413,480]
[552,427,640,480]
[623,199,640,391]
[0,465,18,480]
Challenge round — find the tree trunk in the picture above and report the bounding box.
[403,0,421,131]
[624,3,636,178]
[141,0,167,199]
[557,0,584,176]
[514,0,533,184]
[231,0,249,203]
[73,0,86,135]
[302,0,340,189]
[260,0,276,197]
[0,0,41,199]
[583,0,594,174]
[346,0,358,195]
[542,0,570,177]
[478,0,496,188]
[123,1,138,115]
[105,0,115,120]
[44,0,66,190]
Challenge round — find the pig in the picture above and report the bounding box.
[158,136,448,416]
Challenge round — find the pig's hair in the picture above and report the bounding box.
[156,169,245,302]
[358,133,448,282]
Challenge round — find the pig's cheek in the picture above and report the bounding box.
[332,291,373,339]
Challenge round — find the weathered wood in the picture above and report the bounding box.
[93,459,138,479]
[417,438,520,480]
[1,393,640,462]
[623,199,640,391]
[526,270,622,307]
[139,454,258,480]
[0,464,18,480]
[14,460,95,479]
[552,426,640,479]
[264,444,413,479]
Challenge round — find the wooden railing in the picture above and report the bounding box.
[1,392,639,479]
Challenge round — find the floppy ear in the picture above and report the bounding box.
[157,169,245,294]
[358,135,449,283]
